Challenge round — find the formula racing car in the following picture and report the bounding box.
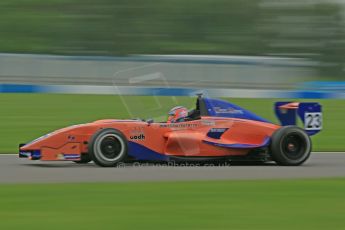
[19,95,322,167]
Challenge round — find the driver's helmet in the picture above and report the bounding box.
[167,106,188,123]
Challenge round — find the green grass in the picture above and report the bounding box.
[0,0,262,55]
[0,179,344,229]
[0,93,344,153]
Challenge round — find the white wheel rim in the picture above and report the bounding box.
[94,133,125,162]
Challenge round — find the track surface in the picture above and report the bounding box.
[0,153,344,183]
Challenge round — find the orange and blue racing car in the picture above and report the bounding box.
[19,95,322,167]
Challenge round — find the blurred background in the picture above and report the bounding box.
[0,0,344,152]
[0,0,345,78]
[0,2,345,229]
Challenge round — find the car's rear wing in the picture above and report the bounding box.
[274,102,322,136]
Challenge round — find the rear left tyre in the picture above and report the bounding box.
[88,128,128,167]
[270,126,311,166]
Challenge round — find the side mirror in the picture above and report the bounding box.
[146,119,154,125]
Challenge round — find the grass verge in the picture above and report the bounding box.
[0,179,344,229]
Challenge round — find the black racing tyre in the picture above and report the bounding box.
[270,126,311,166]
[74,153,92,164]
[88,128,128,167]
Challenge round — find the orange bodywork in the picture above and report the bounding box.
[20,116,280,161]
[279,102,300,110]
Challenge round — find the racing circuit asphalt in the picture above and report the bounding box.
[0,153,344,183]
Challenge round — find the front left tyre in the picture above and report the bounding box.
[88,128,128,167]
